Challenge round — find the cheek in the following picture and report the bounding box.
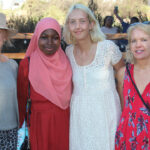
[68,25,74,32]
[0,36,5,48]
[0,34,6,42]
[55,41,61,50]
[38,40,44,50]
[130,43,135,50]
[146,43,150,49]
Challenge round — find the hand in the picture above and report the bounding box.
[114,6,118,15]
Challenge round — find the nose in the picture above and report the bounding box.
[75,20,80,28]
[135,40,142,47]
[47,38,52,44]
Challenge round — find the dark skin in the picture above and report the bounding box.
[105,16,114,28]
[38,29,60,56]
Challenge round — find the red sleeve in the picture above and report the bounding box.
[17,58,29,128]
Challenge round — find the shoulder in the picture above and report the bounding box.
[100,39,114,44]
[18,58,29,75]
[99,40,118,48]
[9,59,18,71]
[105,40,121,53]
[65,44,73,56]
[19,57,29,68]
[18,58,29,79]
[97,40,115,51]
[113,27,118,31]
[100,26,106,30]
[122,21,129,27]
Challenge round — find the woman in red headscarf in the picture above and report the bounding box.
[17,17,72,150]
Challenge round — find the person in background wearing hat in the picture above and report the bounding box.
[0,13,19,149]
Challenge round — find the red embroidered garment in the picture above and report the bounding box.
[115,64,150,150]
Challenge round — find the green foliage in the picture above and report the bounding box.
[7,15,41,32]
[2,0,150,33]
[43,5,66,24]
[1,0,150,53]
[114,0,150,21]
[88,0,103,26]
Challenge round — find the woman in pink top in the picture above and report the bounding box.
[17,17,72,150]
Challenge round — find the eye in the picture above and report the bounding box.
[141,38,147,42]
[53,36,59,40]
[40,35,47,39]
[80,19,86,23]
[130,39,136,43]
[69,20,76,25]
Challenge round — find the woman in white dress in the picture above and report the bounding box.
[63,4,124,150]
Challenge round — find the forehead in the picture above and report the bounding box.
[131,28,149,38]
[40,29,59,36]
[68,9,88,20]
[106,17,113,21]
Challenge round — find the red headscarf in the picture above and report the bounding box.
[25,17,72,109]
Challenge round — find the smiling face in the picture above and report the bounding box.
[68,9,93,42]
[38,29,60,56]
[130,28,150,61]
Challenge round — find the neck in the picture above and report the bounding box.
[75,38,93,53]
[134,59,150,70]
[106,25,112,28]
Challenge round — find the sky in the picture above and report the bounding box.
[0,0,25,9]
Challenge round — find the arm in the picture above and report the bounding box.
[17,58,29,128]
[114,8,123,24]
[113,57,125,72]
[116,66,125,110]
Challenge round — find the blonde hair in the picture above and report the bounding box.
[126,23,150,63]
[63,3,106,44]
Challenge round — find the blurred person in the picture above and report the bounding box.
[63,3,124,150]
[101,16,119,44]
[114,7,139,52]
[0,13,19,150]
[114,7,139,33]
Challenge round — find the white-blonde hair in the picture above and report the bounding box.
[126,23,150,63]
[63,3,106,44]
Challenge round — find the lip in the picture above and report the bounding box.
[45,47,53,51]
[74,31,82,34]
[135,50,144,54]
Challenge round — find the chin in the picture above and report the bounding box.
[48,51,57,56]
[135,56,149,61]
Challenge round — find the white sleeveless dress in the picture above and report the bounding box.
[66,40,122,150]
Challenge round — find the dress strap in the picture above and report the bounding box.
[126,63,150,111]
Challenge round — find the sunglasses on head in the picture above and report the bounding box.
[130,21,150,27]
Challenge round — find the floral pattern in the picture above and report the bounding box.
[115,64,150,150]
